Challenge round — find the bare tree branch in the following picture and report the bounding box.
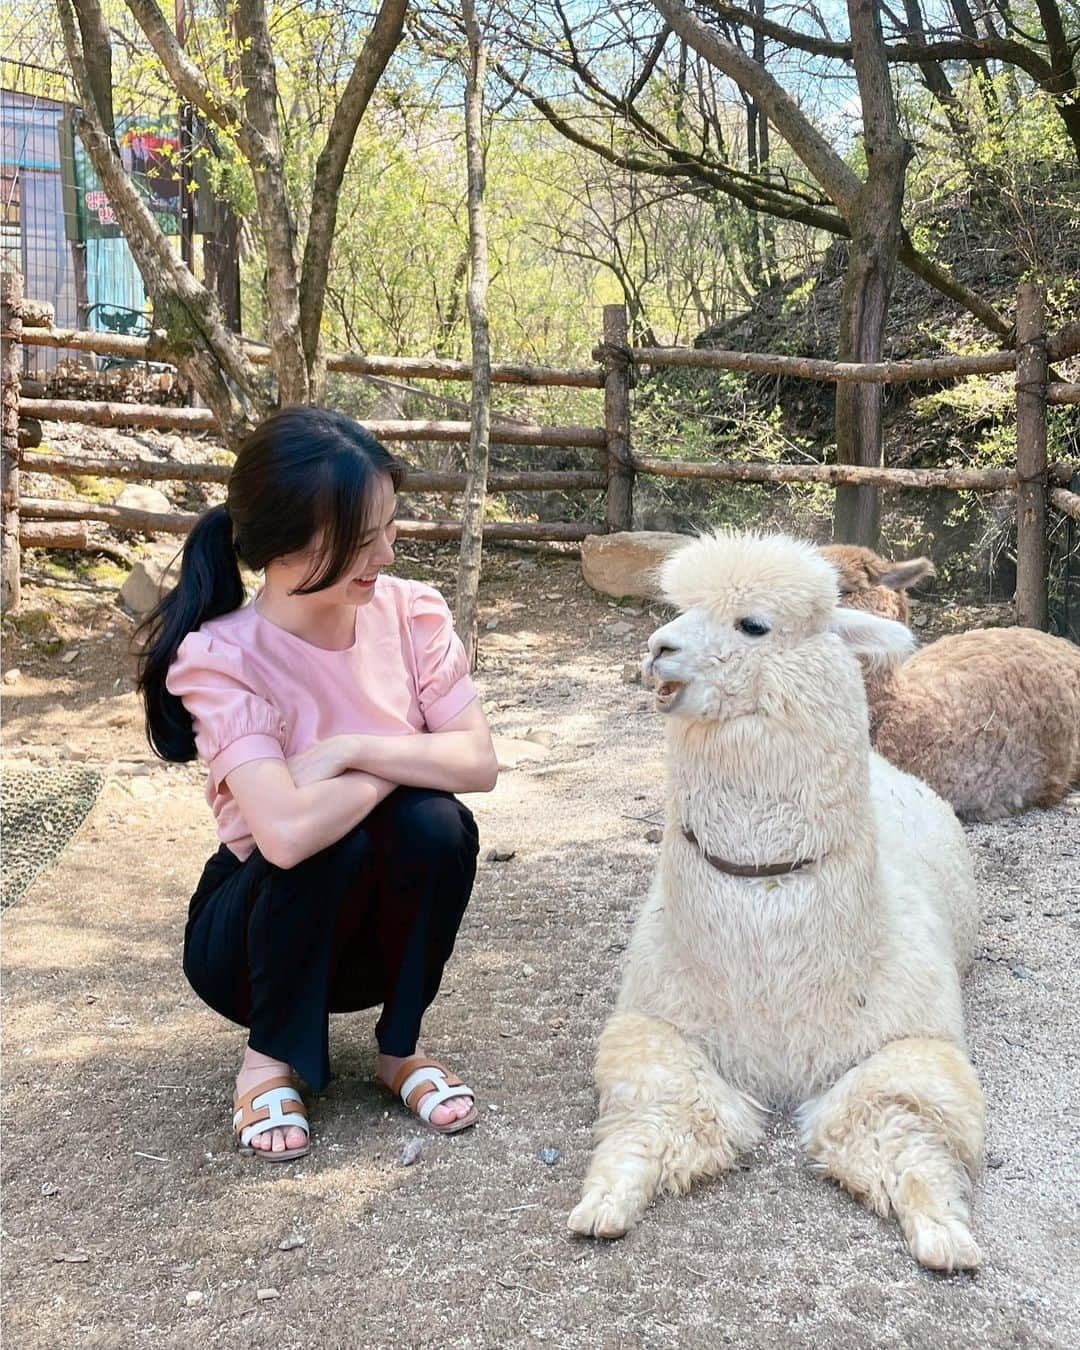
[122,0,272,163]
[299,0,408,387]
[492,60,848,233]
[652,0,1010,334]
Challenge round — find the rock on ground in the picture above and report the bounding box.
[581,530,687,599]
[120,558,170,617]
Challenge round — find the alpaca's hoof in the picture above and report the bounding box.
[567,1190,636,1240]
[905,1215,981,1272]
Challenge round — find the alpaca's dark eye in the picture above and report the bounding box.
[737,617,771,637]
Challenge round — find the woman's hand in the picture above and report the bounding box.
[335,704,498,794]
[226,755,395,869]
[286,736,351,788]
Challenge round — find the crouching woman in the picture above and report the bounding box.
[136,406,498,1162]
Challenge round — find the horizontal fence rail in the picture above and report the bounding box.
[20,398,607,449]
[19,324,605,389]
[624,346,1019,383]
[630,457,1019,492]
[21,451,607,495]
[18,497,594,542]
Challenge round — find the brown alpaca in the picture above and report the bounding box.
[820,545,935,622]
[820,546,1080,821]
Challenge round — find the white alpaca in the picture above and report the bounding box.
[569,532,985,1272]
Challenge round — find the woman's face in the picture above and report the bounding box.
[268,472,398,607]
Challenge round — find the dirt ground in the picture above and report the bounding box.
[2,545,1078,1350]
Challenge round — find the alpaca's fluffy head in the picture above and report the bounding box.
[820,544,935,622]
[645,531,915,722]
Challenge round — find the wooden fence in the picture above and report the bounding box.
[2,273,1079,627]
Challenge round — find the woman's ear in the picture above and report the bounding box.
[827,607,916,668]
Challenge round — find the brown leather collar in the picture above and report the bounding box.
[682,826,815,879]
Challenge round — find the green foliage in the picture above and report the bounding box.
[631,369,831,533]
[6,607,53,636]
[70,474,123,505]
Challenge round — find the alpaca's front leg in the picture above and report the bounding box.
[568,1012,764,1240]
[798,1037,984,1272]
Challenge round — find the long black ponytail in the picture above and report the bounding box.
[135,406,404,762]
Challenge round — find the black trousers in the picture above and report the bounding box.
[182,787,479,1091]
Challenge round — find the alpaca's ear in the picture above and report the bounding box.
[877,557,935,592]
[827,608,916,668]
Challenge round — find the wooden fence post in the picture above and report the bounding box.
[601,304,633,533]
[1015,282,1048,630]
[1,268,23,614]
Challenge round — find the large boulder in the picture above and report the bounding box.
[119,543,182,617]
[115,483,173,516]
[581,531,687,600]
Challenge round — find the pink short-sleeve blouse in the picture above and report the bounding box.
[166,575,477,859]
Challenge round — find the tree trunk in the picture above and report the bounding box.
[232,0,310,404]
[1,269,22,613]
[298,0,408,399]
[1014,283,1048,629]
[58,0,263,444]
[833,0,912,545]
[454,0,492,670]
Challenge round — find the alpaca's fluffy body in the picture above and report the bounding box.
[620,746,976,1107]
[570,533,985,1271]
[823,545,1080,820]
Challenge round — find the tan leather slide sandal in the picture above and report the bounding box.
[383,1056,478,1135]
[232,1075,311,1162]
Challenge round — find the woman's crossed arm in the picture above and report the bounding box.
[225,702,497,870]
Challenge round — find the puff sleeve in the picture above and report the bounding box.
[166,631,287,788]
[408,583,478,730]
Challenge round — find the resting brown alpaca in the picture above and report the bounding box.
[821,544,935,622]
[821,546,1080,821]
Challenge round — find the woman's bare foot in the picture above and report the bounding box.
[376,1049,474,1127]
[235,1047,308,1155]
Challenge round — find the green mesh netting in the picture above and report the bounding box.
[1,764,104,908]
